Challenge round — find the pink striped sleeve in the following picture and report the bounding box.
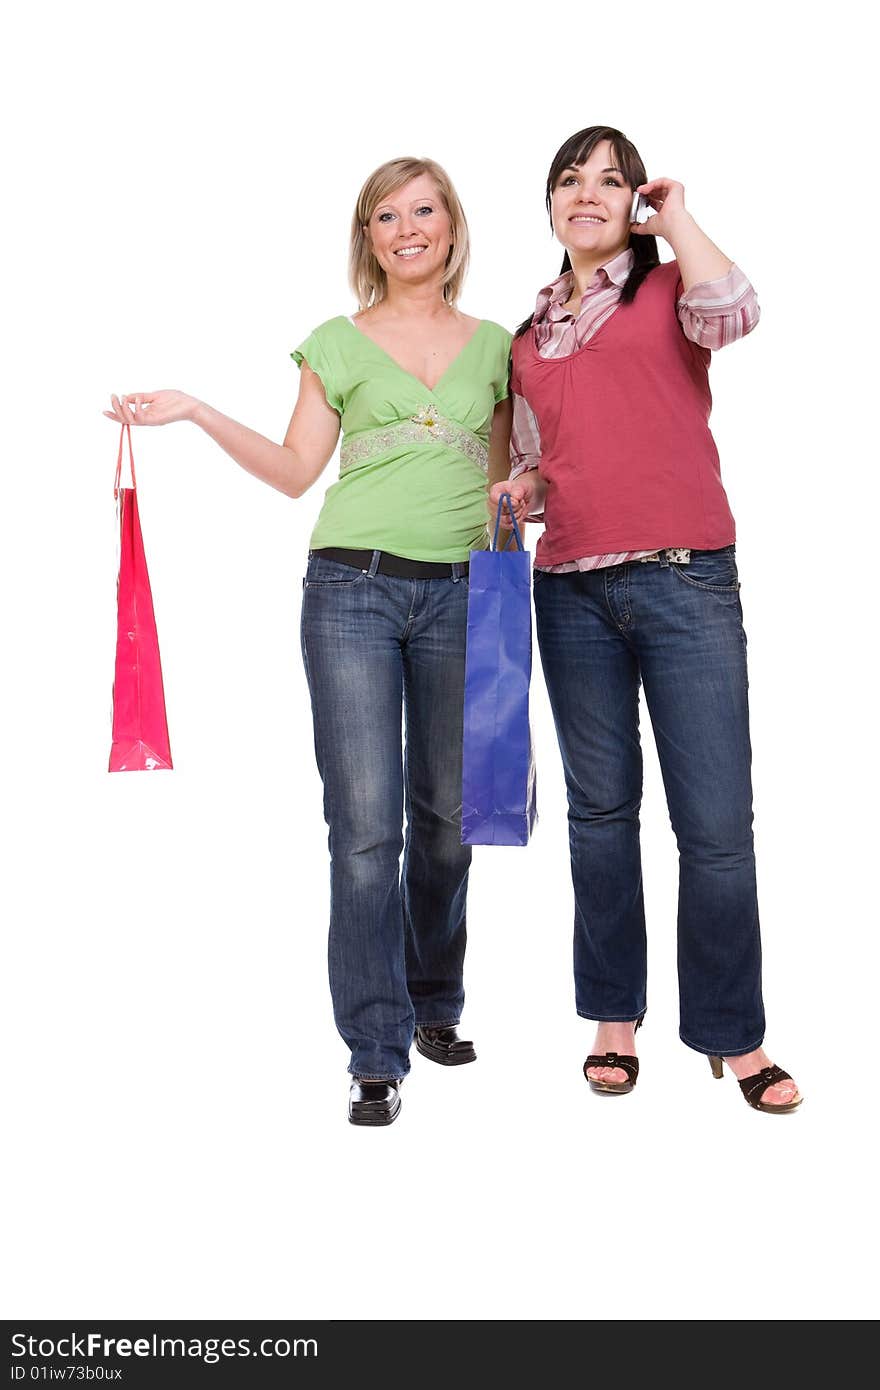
[677,263,760,350]
[510,390,542,478]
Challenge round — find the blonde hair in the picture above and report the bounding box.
[349,157,470,310]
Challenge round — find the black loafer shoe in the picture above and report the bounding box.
[415,1025,476,1066]
[348,1079,402,1126]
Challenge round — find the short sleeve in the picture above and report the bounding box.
[491,324,513,403]
[291,328,343,414]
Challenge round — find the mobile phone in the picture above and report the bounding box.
[630,190,652,224]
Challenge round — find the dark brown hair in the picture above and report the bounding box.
[515,125,660,338]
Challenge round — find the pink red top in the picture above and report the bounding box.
[510,250,760,569]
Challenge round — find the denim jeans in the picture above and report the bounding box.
[533,546,765,1056]
[299,551,472,1081]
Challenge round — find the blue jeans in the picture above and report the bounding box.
[299,551,472,1081]
[533,546,765,1056]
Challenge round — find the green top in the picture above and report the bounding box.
[291,315,511,563]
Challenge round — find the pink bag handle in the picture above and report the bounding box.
[114,423,137,498]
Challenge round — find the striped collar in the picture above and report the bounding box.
[535,247,635,323]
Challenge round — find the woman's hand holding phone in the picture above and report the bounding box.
[630,177,689,239]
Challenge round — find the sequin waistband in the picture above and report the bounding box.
[339,404,489,475]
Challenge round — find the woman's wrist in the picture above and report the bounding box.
[190,398,210,428]
[525,472,548,507]
[660,207,697,248]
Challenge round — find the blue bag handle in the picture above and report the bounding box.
[492,493,525,553]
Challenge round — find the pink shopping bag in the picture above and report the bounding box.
[108,424,173,772]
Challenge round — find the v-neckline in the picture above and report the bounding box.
[344,315,487,395]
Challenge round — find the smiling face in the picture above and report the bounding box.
[550,138,634,263]
[365,173,453,290]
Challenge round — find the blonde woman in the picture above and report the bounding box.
[105,158,512,1126]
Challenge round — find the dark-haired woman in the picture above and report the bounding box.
[490,126,801,1113]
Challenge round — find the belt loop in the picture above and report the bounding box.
[451,561,462,583]
[658,549,670,569]
[368,549,382,578]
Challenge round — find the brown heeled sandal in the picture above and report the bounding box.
[708,1055,802,1113]
[584,1013,645,1095]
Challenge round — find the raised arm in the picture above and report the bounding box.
[631,178,760,348]
[103,361,340,499]
[632,177,733,290]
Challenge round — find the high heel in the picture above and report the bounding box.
[584,1011,646,1095]
[707,1055,802,1113]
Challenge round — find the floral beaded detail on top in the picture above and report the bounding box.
[339,405,489,476]
[291,315,511,562]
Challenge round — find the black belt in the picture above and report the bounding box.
[310,547,469,579]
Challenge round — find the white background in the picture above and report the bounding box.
[3,0,877,1322]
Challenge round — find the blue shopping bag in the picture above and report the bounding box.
[461,495,537,846]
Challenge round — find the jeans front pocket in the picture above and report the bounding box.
[671,546,740,594]
[303,556,369,588]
